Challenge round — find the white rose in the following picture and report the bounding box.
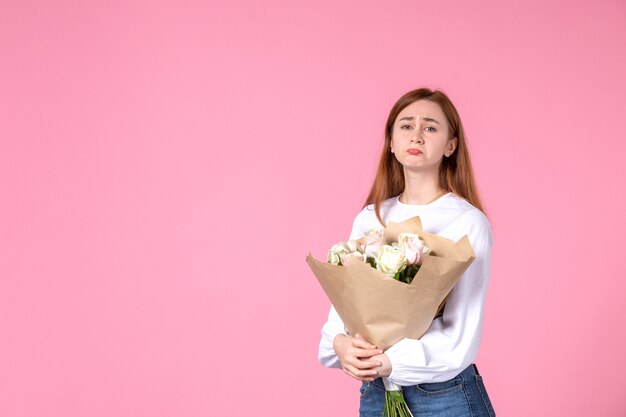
[376,245,407,277]
[327,242,352,265]
[346,239,363,254]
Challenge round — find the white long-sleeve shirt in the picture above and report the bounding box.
[318,192,494,386]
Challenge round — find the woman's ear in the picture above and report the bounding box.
[446,137,458,157]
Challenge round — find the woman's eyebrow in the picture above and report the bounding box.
[398,116,440,125]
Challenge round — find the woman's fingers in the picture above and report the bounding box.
[345,370,376,382]
[346,356,382,371]
[359,358,383,369]
[353,333,376,349]
[348,345,382,359]
[351,337,380,352]
[341,356,380,381]
[352,340,379,351]
[334,333,383,381]
[343,367,375,382]
[344,363,379,380]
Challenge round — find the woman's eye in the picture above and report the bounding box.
[400,124,435,132]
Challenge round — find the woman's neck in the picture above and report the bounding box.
[400,169,447,205]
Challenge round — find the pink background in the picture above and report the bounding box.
[1,1,625,416]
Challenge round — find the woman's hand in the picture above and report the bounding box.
[333,333,384,382]
[367,353,392,378]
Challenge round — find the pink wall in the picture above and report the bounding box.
[1,1,625,416]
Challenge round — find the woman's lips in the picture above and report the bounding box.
[407,149,422,155]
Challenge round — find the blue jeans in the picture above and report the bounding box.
[359,363,496,417]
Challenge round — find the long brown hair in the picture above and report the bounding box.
[363,87,489,226]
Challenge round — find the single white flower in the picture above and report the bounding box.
[327,242,352,265]
[346,239,363,254]
[376,245,407,277]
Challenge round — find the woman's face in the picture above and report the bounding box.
[390,100,457,172]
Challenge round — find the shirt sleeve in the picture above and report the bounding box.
[384,210,494,385]
[317,210,365,368]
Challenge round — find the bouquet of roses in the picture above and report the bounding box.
[307,216,476,417]
[327,228,433,285]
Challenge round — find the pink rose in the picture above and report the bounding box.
[363,228,384,258]
[398,232,426,265]
[340,251,365,265]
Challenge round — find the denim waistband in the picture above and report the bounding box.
[367,363,482,392]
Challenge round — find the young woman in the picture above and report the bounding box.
[318,88,497,417]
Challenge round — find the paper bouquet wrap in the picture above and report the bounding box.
[306,215,476,351]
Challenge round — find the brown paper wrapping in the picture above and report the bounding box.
[306,215,476,351]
